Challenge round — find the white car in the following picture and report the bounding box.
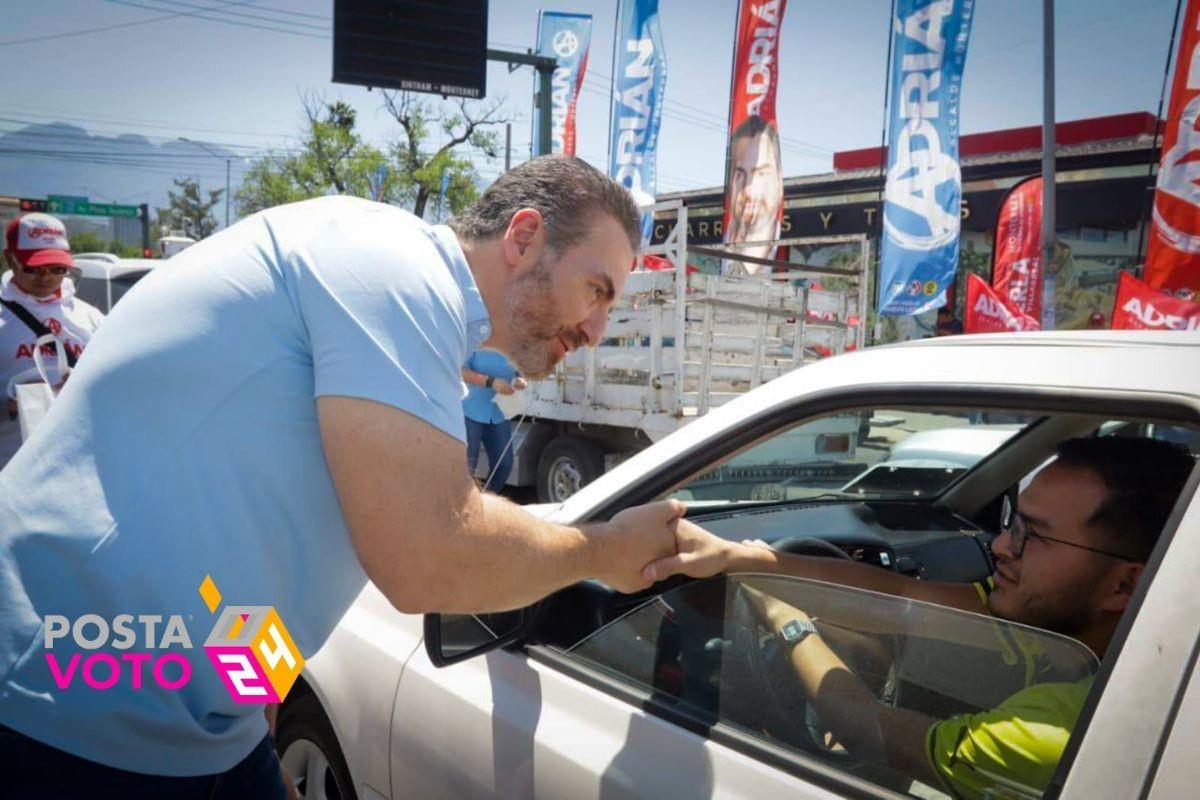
[70,253,161,313]
[280,331,1200,800]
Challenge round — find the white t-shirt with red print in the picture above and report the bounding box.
[0,271,104,465]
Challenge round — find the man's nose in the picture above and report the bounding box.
[991,527,1015,562]
[579,306,608,347]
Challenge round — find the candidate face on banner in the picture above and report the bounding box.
[1112,271,1200,330]
[1145,0,1200,301]
[536,12,593,157]
[991,175,1043,322]
[878,0,975,317]
[723,0,788,272]
[609,0,667,242]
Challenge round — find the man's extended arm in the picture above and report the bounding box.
[319,395,686,613]
[645,525,985,614]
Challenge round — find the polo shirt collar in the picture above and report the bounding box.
[430,224,492,351]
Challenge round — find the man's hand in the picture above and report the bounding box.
[493,378,515,395]
[589,500,685,593]
[741,583,809,631]
[641,521,740,583]
[512,376,528,391]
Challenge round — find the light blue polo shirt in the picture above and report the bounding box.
[0,196,490,775]
[463,349,519,425]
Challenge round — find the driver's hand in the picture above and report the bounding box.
[590,500,685,594]
[641,519,733,583]
[512,376,527,391]
[493,378,515,396]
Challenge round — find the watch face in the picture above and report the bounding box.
[781,618,813,643]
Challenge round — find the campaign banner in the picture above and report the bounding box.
[878,0,976,316]
[964,273,1040,333]
[1144,0,1200,301]
[535,12,593,156]
[991,175,1043,321]
[722,0,788,272]
[609,0,667,241]
[1111,271,1200,330]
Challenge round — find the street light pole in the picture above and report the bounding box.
[179,137,232,229]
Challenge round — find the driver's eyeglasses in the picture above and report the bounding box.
[1000,495,1137,562]
[22,265,70,276]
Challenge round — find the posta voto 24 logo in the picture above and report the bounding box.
[42,575,305,703]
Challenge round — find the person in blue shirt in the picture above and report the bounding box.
[0,156,708,798]
[462,349,525,492]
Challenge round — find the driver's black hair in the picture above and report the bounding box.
[1053,437,1195,562]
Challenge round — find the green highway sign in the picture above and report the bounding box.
[47,195,141,218]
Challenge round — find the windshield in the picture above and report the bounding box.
[669,409,1036,505]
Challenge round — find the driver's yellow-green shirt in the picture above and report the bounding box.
[925,677,1093,800]
[925,577,1093,799]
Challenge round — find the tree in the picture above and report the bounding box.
[236,94,401,217]
[381,91,509,219]
[156,177,223,239]
[67,231,142,258]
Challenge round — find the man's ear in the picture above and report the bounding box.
[502,208,545,269]
[1098,562,1145,615]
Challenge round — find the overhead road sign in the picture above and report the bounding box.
[48,195,142,218]
[333,0,488,99]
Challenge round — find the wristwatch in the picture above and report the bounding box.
[485,376,495,389]
[779,617,818,646]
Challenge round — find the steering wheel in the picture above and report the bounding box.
[770,536,854,560]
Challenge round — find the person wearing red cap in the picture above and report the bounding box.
[1,213,104,466]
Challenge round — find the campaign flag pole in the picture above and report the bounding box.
[1143,0,1200,301]
[608,0,668,244]
[1041,0,1057,330]
[877,0,976,317]
[721,0,789,276]
[534,11,593,156]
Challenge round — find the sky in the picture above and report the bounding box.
[0,0,1183,204]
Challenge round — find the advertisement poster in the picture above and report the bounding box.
[535,12,593,156]
[609,0,667,241]
[878,0,976,316]
[721,0,788,274]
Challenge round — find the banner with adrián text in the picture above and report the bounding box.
[535,11,593,156]
[878,0,975,316]
[1111,271,1200,330]
[609,0,667,242]
[965,273,1040,333]
[721,0,787,275]
[1144,0,1200,301]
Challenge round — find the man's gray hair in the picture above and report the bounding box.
[450,155,643,253]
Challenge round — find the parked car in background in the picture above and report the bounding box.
[70,253,159,313]
[281,331,1200,800]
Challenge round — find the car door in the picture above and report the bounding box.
[395,387,1200,799]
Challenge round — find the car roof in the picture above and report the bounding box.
[554,331,1200,520]
[72,257,160,279]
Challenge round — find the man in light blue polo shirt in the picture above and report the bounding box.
[0,156,697,797]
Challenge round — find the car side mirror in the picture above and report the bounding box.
[424,610,529,667]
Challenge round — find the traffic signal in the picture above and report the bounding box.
[143,248,154,258]
[19,198,47,213]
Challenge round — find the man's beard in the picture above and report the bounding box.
[503,252,584,379]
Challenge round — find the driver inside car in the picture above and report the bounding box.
[643,437,1195,798]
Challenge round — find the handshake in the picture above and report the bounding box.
[586,500,760,593]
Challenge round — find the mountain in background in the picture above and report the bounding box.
[0,122,244,229]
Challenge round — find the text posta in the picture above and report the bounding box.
[43,614,194,691]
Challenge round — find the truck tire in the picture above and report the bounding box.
[537,435,606,503]
[276,693,357,800]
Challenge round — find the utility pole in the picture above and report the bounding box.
[179,137,233,229]
[505,122,512,172]
[486,49,555,158]
[1041,0,1057,330]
